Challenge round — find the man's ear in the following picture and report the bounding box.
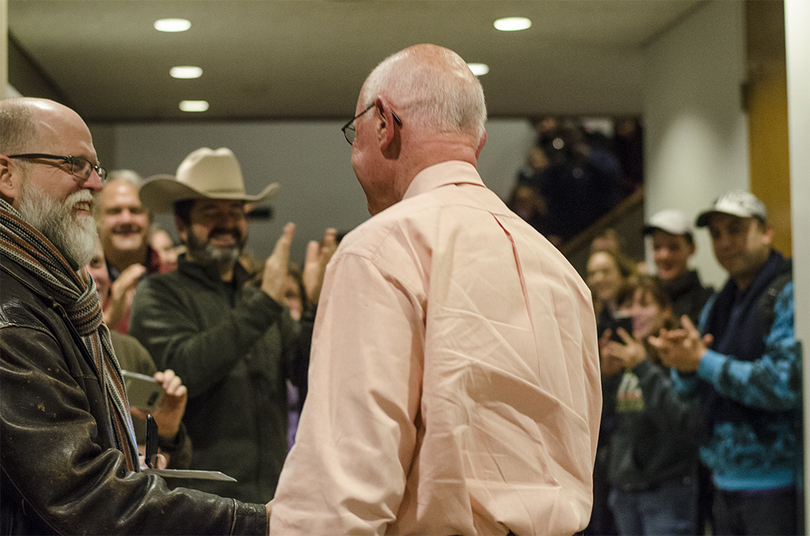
[0,155,21,204]
[762,221,774,246]
[375,98,397,152]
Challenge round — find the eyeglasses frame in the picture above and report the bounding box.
[341,104,402,145]
[7,153,108,184]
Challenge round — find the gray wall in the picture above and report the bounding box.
[100,118,536,265]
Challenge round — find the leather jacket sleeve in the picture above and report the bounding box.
[0,324,267,535]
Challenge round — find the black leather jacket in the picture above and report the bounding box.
[0,254,267,535]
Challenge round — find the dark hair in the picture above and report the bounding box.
[173,199,195,226]
[615,275,679,364]
[615,274,672,313]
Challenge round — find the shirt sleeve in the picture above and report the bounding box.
[696,282,800,411]
[270,251,424,536]
[130,275,285,397]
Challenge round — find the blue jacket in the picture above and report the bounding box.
[672,253,800,491]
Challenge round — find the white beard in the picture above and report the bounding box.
[17,181,98,267]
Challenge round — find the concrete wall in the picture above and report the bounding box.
[642,0,749,289]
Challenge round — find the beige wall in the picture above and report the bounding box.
[642,1,749,289]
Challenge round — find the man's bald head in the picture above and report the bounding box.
[0,98,94,157]
[361,44,487,146]
[0,98,39,155]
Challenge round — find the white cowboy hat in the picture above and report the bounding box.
[139,147,280,214]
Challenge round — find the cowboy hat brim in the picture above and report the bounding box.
[138,174,280,214]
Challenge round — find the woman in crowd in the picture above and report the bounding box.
[587,248,638,333]
[601,275,700,536]
[585,248,638,536]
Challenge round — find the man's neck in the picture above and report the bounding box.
[185,252,235,282]
[217,263,235,282]
[398,131,478,187]
[731,251,772,291]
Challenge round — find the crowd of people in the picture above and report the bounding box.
[578,195,800,535]
[507,116,643,247]
[1,44,602,535]
[0,42,799,536]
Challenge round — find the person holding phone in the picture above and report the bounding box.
[599,275,700,536]
[86,237,192,469]
[585,247,638,536]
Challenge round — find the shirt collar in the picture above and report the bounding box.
[402,161,485,200]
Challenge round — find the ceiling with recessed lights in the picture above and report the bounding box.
[7,0,707,122]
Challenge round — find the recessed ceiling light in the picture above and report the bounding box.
[170,66,203,79]
[179,100,209,112]
[467,63,490,77]
[154,18,191,32]
[494,17,532,32]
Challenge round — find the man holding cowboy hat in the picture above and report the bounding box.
[130,147,336,503]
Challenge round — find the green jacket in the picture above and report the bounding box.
[130,256,309,503]
[110,330,194,469]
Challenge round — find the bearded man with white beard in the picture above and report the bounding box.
[0,98,271,535]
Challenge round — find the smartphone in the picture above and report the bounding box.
[122,370,164,412]
[609,315,634,343]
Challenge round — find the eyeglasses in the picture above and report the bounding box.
[8,153,108,183]
[341,104,402,145]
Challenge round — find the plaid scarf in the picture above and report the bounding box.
[0,198,139,471]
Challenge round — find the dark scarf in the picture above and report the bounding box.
[0,199,139,471]
[699,250,786,434]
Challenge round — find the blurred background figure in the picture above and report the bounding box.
[587,249,639,332]
[509,116,642,250]
[600,275,699,536]
[585,248,638,536]
[591,228,622,255]
[86,238,192,469]
[506,182,548,237]
[281,263,306,449]
[96,170,175,332]
[643,209,713,324]
[150,226,182,266]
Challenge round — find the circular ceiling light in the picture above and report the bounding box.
[494,17,532,32]
[467,63,490,77]
[170,66,203,79]
[154,18,191,32]
[179,100,209,112]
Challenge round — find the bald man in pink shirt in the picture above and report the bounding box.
[270,44,601,536]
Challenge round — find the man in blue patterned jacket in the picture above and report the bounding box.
[652,190,799,535]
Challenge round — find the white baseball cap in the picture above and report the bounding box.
[696,190,767,228]
[644,209,693,237]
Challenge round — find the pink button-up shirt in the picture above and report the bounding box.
[271,161,601,535]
